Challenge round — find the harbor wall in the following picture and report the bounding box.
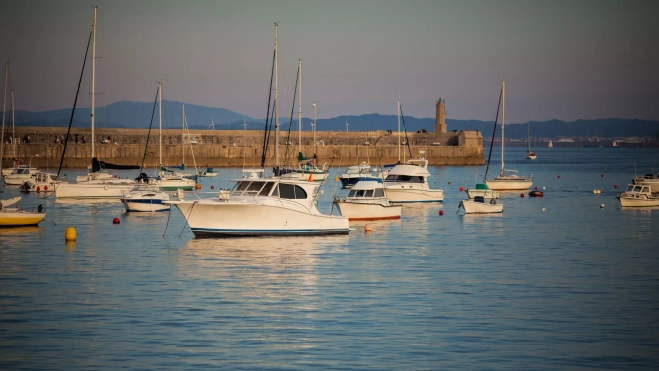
[2,126,484,168]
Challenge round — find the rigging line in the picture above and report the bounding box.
[260,49,276,169]
[283,62,300,167]
[178,201,197,238]
[264,98,276,171]
[312,144,344,205]
[484,85,503,180]
[57,28,93,178]
[162,203,172,238]
[139,84,159,173]
[398,103,413,160]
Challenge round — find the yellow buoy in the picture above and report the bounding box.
[364,224,373,232]
[65,226,77,241]
[195,183,201,190]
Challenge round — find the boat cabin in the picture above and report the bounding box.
[347,180,386,199]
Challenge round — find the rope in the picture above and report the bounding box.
[484,86,503,180]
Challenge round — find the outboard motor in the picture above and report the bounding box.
[135,172,149,183]
[20,181,32,193]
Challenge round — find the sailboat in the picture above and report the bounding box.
[484,79,533,191]
[526,122,536,160]
[55,7,136,199]
[548,140,553,148]
[293,59,328,181]
[0,196,46,227]
[167,23,349,237]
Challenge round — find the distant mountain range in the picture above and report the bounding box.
[8,101,659,139]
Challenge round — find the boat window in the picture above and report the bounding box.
[278,183,308,199]
[642,187,649,193]
[385,174,424,183]
[346,168,359,174]
[258,182,275,196]
[374,188,384,198]
[364,190,374,197]
[633,186,642,192]
[626,185,634,192]
[348,190,357,197]
[232,181,250,194]
[244,181,266,195]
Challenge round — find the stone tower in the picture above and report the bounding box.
[435,98,446,133]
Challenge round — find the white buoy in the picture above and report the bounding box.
[543,187,546,190]
[542,208,546,212]
[600,204,605,208]
[593,189,601,194]
[320,190,324,194]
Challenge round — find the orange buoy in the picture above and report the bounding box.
[439,210,444,216]
[364,224,373,232]
[520,193,525,197]
[113,217,120,224]
[195,183,201,190]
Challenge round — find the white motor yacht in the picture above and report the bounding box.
[383,156,443,203]
[121,183,171,212]
[617,184,659,207]
[167,169,349,237]
[333,180,401,220]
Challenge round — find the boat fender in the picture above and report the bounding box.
[490,199,496,204]
[104,185,109,190]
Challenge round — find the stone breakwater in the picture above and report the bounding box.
[2,126,484,168]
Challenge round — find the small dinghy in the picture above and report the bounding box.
[459,196,503,214]
[528,190,544,197]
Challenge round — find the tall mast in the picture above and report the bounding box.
[158,81,162,169]
[0,62,6,178]
[182,104,185,166]
[501,79,505,176]
[274,22,279,167]
[297,58,302,156]
[313,102,316,159]
[11,90,15,159]
[397,99,401,162]
[91,6,97,160]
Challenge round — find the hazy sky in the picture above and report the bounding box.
[1,0,658,123]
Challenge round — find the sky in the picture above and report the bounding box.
[0,0,658,123]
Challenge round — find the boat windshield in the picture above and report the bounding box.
[385,175,424,183]
[626,185,634,192]
[348,189,378,198]
[633,185,643,192]
[345,167,360,175]
[231,180,276,196]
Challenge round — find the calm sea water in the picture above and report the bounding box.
[1,147,659,370]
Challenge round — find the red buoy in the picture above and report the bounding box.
[520,193,525,197]
[534,186,538,190]
[211,185,215,189]
[459,186,464,191]
[614,184,618,189]
[114,175,118,178]
[557,175,561,178]
[113,217,120,224]
[44,185,48,190]
[601,174,604,178]
[36,186,40,191]
[439,210,444,216]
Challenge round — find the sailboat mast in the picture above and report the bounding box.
[397,99,401,162]
[1,62,7,177]
[11,90,15,159]
[91,6,97,160]
[298,58,302,156]
[182,104,185,166]
[313,102,316,160]
[501,79,505,176]
[274,22,279,168]
[158,81,162,169]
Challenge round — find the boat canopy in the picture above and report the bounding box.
[351,180,385,191]
[386,164,431,177]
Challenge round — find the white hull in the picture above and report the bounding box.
[334,201,401,221]
[198,172,218,177]
[171,200,349,237]
[460,199,503,214]
[617,195,659,207]
[385,186,444,203]
[3,174,33,185]
[160,177,195,191]
[465,189,500,199]
[295,170,328,181]
[121,198,170,212]
[55,182,136,199]
[484,178,533,191]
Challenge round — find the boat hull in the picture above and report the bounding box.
[159,178,195,191]
[172,201,349,237]
[334,201,401,221]
[4,174,33,185]
[460,200,503,214]
[484,178,533,191]
[0,210,46,226]
[121,198,170,212]
[55,182,136,199]
[617,195,659,207]
[296,170,328,182]
[385,187,444,203]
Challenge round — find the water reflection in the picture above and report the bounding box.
[0,226,45,237]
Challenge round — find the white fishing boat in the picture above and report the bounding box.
[0,196,46,227]
[168,169,349,237]
[168,24,348,238]
[19,172,59,193]
[459,196,503,214]
[466,183,500,199]
[120,183,170,212]
[333,179,401,220]
[384,153,444,203]
[616,184,659,207]
[4,167,36,185]
[339,162,380,189]
[484,80,533,191]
